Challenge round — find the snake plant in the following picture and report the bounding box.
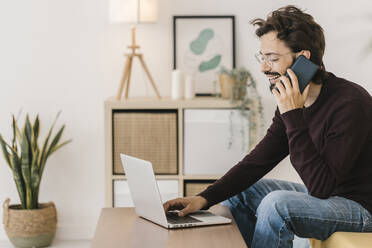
[0,112,71,209]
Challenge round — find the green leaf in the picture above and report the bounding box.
[20,132,30,178]
[31,149,40,189]
[24,115,34,168]
[30,148,40,209]
[24,114,33,149]
[40,125,65,177]
[15,125,22,141]
[0,135,12,169]
[10,153,26,209]
[11,115,18,152]
[5,131,26,209]
[32,115,40,152]
[48,139,72,157]
[20,132,32,209]
[47,125,65,156]
[38,111,61,166]
[0,131,26,209]
[33,186,40,209]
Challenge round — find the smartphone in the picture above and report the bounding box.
[285,55,319,93]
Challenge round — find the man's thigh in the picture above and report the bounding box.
[259,190,372,240]
[222,178,307,212]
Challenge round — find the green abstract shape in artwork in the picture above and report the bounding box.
[199,55,222,72]
[190,28,214,55]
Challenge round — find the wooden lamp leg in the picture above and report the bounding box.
[124,56,134,99]
[116,56,131,100]
[138,54,161,99]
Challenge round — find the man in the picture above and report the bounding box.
[164,5,372,248]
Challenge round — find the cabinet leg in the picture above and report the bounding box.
[124,57,134,99]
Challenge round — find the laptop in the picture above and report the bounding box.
[120,154,232,229]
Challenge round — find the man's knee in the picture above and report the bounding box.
[256,190,294,220]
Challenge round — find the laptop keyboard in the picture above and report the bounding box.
[166,211,202,224]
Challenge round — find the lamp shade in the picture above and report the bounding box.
[109,0,158,24]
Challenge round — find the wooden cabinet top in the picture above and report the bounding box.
[104,96,243,109]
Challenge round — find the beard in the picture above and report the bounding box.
[264,71,282,93]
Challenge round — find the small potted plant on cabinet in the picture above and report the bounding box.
[218,67,265,152]
[0,112,71,248]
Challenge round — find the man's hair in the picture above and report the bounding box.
[251,5,329,84]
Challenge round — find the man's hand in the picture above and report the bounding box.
[163,196,208,217]
[272,68,310,114]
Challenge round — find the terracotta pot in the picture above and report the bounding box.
[219,74,248,100]
[3,198,57,248]
[218,74,235,99]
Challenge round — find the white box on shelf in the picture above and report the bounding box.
[184,109,249,175]
[113,180,179,207]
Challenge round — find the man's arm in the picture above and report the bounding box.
[197,109,289,209]
[281,100,370,198]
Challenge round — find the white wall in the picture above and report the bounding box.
[0,0,371,240]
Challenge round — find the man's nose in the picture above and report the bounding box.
[261,61,271,73]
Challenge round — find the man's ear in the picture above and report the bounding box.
[300,50,311,60]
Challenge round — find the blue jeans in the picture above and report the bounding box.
[222,178,372,248]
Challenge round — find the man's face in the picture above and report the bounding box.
[258,31,296,91]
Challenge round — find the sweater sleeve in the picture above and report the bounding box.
[281,101,370,199]
[197,109,289,209]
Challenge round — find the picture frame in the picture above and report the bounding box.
[173,15,236,96]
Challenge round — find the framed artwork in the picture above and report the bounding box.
[173,15,236,96]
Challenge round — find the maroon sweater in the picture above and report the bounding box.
[199,73,372,214]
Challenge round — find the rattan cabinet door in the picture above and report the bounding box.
[184,181,215,197]
[113,111,178,175]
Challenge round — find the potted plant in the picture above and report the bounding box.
[0,112,71,248]
[218,67,265,152]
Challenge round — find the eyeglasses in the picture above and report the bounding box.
[254,51,294,67]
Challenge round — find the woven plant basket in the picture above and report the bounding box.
[3,198,57,248]
[218,74,235,99]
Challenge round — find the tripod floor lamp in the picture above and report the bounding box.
[110,0,161,100]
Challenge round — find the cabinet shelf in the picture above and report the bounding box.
[105,97,249,208]
[112,175,180,180]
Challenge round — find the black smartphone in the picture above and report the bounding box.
[285,55,319,93]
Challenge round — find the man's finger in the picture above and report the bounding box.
[287,69,300,91]
[163,202,168,212]
[163,201,174,212]
[302,84,311,100]
[272,88,280,99]
[164,198,187,212]
[179,204,193,217]
[163,199,177,212]
[275,81,286,96]
[168,204,185,211]
[280,76,292,93]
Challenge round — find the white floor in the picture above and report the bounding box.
[0,240,90,248]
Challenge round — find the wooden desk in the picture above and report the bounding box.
[92,205,247,248]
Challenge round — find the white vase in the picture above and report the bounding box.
[184,75,195,99]
[171,70,184,100]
